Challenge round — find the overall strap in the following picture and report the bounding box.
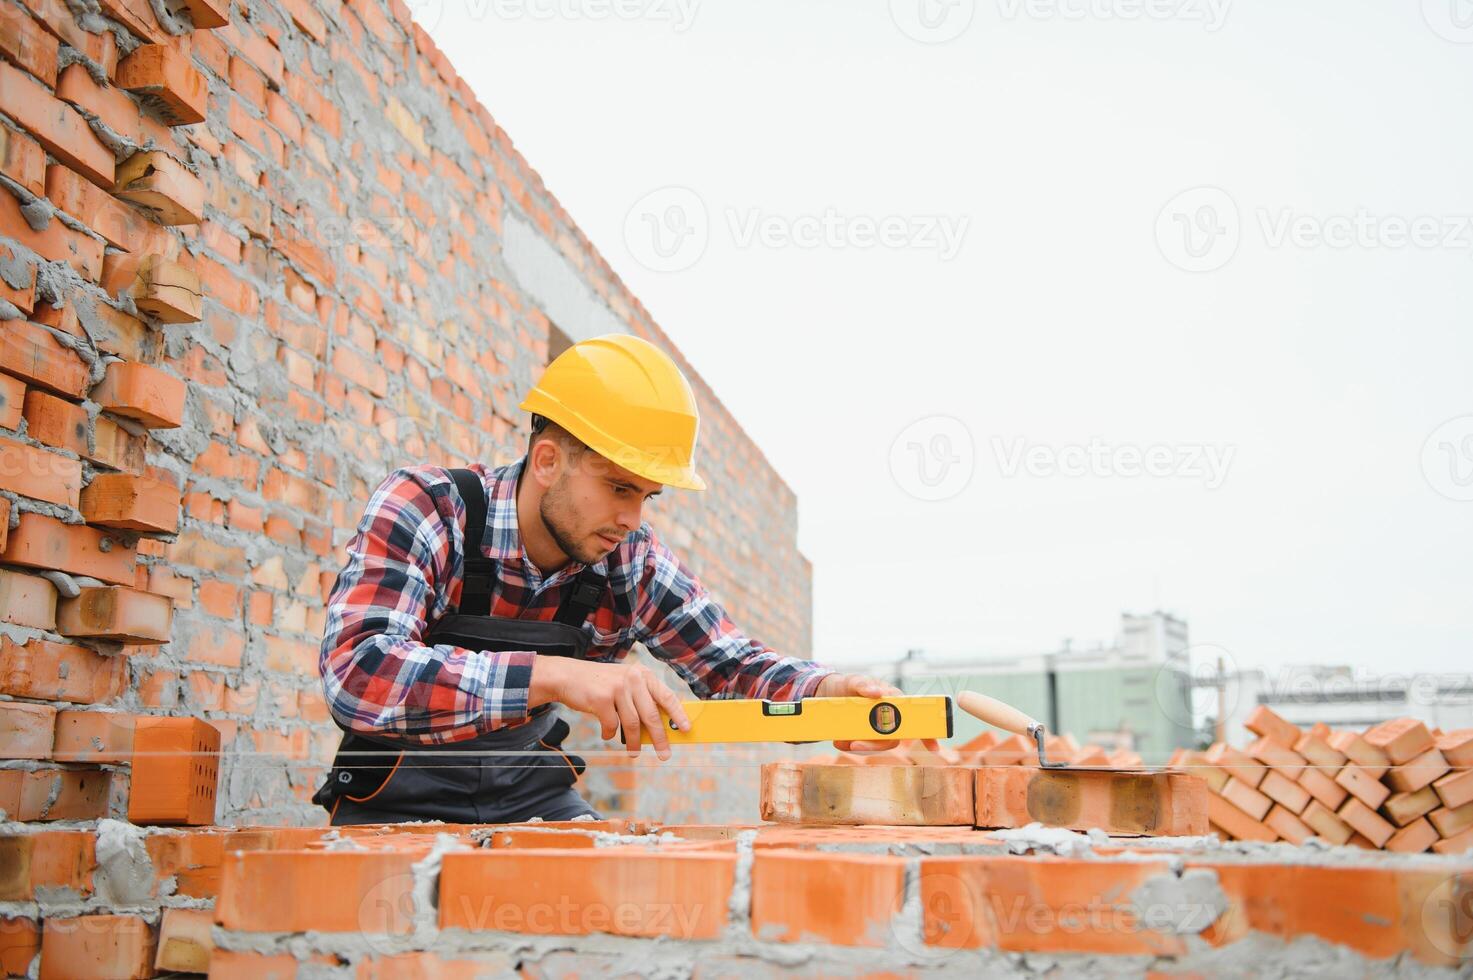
[449,468,495,615]
[554,565,607,627]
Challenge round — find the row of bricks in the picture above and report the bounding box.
[1192,708,1473,854]
[0,713,217,823]
[5,836,1470,974]
[2,908,211,979]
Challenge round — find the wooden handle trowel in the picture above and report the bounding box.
[956,691,1071,768]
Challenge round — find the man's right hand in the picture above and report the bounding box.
[530,656,691,761]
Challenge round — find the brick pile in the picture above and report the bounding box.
[1178,705,1473,855]
[3,818,1469,976]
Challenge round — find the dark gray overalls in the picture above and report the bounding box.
[312,469,604,825]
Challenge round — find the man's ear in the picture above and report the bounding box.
[527,437,562,489]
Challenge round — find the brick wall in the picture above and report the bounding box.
[0,0,811,827]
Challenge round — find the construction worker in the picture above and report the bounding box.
[312,333,909,825]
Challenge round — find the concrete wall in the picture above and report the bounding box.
[0,0,810,827]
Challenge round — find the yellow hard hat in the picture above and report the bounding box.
[519,333,707,491]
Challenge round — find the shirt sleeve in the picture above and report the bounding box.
[318,468,535,742]
[630,529,836,700]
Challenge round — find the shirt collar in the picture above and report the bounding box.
[481,456,609,579]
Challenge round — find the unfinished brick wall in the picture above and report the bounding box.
[0,0,811,828]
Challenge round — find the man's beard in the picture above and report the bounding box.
[539,480,605,565]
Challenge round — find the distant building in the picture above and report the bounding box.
[1219,666,1473,745]
[882,612,1197,764]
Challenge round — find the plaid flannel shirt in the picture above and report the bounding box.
[319,457,836,743]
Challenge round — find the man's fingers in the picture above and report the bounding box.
[844,739,901,753]
[595,706,619,742]
[633,685,671,760]
[850,677,903,698]
[616,691,642,756]
[646,676,690,731]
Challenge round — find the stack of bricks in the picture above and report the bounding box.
[1178,705,1473,855]
[5,818,1469,976]
[0,0,812,841]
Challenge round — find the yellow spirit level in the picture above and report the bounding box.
[639,696,953,745]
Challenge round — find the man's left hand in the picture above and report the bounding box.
[813,673,942,755]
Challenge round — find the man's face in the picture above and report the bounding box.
[538,447,664,564]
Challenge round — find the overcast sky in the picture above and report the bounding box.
[413,0,1473,679]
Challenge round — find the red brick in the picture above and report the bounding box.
[0,831,95,900]
[217,850,425,932]
[81,471,181,532]
[1434,767,1473,809]
[0,566,56,628]
[0,61,112,188]
[1364,717,1435,766]
[39,914,155,980]
[115,43,207,125]
[51,709,135,763]
[750,850,903,947]
[152,907,211,973]
[113,149,204,225]
[0,242,35,313]
[91,361,186,428]
[0,3,60,87]
[1383,786,1441,827]
[920,855,1185,955]
[1328,729,1390,777]
[1438,729,1473,769]
[1429,801,1473,838]
[0,319,89,396]
[88,414,146,473]
[0,512,137,584]
[43,163,168,254]
[1257,770,1310,815]
[18,0,117,77]
[0,916,39,977]
[1199,863,1469,965]
[760,763,973,826]
[1291,731,1345,770]
[0,701,56,759]
[57,584,174,643]
[1263,804,1313,845]
[1296,765,1348,810]
[54,62,174,153]
[1300,799,1353,845]
[1337,797,1395,847]
[1202,743,1265,787]
[22,388,87,454]
[974,766,1206,836]
[1385,747,1450,793]
[0,373,21,430]
[1434,826,1473,855]
[128,716,219,825]
[0,433,80,505]
[1335,765,1390,809]
[0,635,126,703]
[1385,816,1439,854]
[439,850,735,939]
[1207,792,1275,843]
[179,0,229,28]
[0,767,110,820]
[0,122,44,197]
[1218,777,1271,821]
[1243,704,1301,748]
[1244,735,1305,780]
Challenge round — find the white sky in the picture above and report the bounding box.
[414,0,1473,678]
